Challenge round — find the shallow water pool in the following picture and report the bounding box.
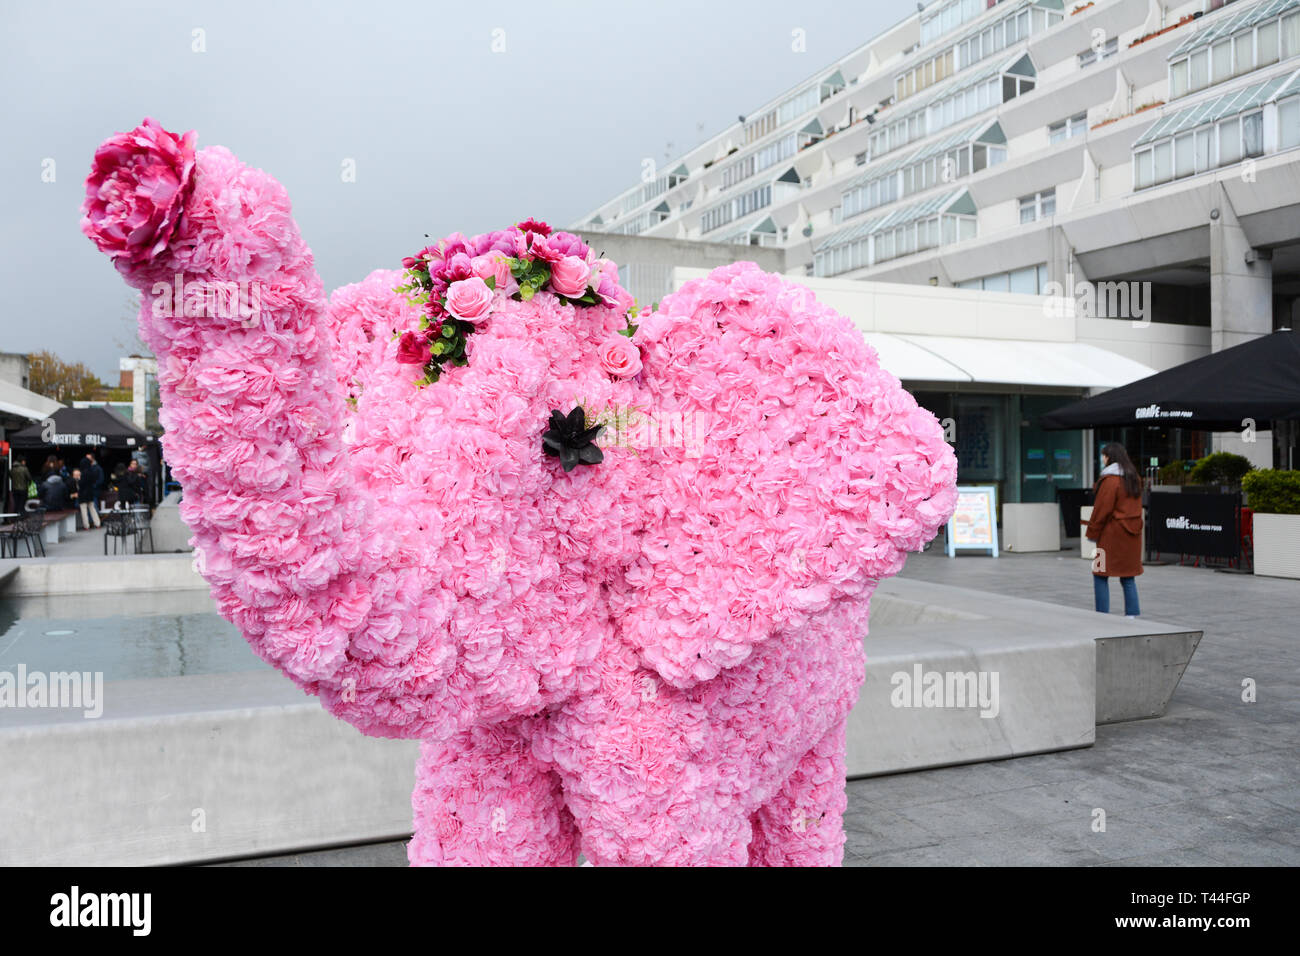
[0,590,267,681]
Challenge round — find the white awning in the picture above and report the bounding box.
[864,333,1158,388]
[861,333,968,382]
[0,380,63,421]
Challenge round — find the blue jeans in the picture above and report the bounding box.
[1094,574,1139,616]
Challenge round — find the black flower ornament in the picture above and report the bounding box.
[543,407,604,472]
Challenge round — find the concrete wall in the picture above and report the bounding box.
[0,351,30,390]
[1,554,204,596]
[573,232,786,309]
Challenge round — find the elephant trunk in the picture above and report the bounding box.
[84,129,444,738]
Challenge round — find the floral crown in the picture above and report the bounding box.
[394,220,637,385]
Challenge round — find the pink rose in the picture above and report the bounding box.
[471,251,512,291]
[396,330,431,365]
[444,277,494,321]
[80,117,197,271]
[598,335,642,378]
[550,256,592,297]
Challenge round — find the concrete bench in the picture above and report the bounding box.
[0,577,1202,865]
[39,510,75,545]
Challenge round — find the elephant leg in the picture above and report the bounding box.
[408,722,579,867]
[747,716,849,867]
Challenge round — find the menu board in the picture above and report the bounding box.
[946,485,999,557]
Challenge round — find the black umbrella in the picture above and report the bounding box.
[1040,329,1300,431]
[9,405,153,450]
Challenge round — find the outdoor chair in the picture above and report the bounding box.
[4,508,47,558]
[131,506,155,554]
[103,510,137,555]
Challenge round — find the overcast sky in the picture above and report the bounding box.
[1,0,912,382]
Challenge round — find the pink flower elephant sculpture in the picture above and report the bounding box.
[82,119,958,866]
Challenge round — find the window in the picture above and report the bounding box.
[1259,21,1279,65]
[1019,188,1056,223]
[745,110,777,144]
[1242,110,1263,158]
[1219,116,1241,165]
[1282,11,1299,59]
[1153,141,1172,184]
[1233,32,1253,76]
[1049,113,1088,144]
[1078,37,1118,67]
[1007,266,1036,294]
[1169,8,1299,99]
[958,264,1050,295]
[1174,132,1195,178]
[700,183,771,233]
[1196,127,1213,170]
[1281,97,1300,150]
[1134,148,1153,189]
[778,86,819,125]
[1211,40,1232,84]
[854,151,867,166]
[1170,59,1189,99]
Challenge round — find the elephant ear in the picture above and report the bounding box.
[611,263,957,690]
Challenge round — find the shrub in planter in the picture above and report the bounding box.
[1157,459,1189,485]
[1242,469,1300,515]
[1188,452,1254,489]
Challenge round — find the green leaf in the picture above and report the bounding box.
[484,275,495,291]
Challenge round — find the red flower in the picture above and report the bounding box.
[80,117,197,273]
[516,218,552,239]
[396,330,432,365]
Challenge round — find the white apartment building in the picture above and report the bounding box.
[575,0,1300,499]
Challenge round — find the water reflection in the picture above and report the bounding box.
[0,591,266,681]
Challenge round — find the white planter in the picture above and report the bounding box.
[1252,512,1300,579]
[1003,502,1060,552]
[1080,506,1096,560]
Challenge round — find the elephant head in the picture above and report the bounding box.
[81,119,958,744]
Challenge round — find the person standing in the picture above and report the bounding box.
[1086,441,1143,618]
[9,458,33,513]
[68,468,81,514]
[120,460,143,506]
[78,456,103,529]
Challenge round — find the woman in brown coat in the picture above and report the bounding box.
[1085,441,1143,617]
